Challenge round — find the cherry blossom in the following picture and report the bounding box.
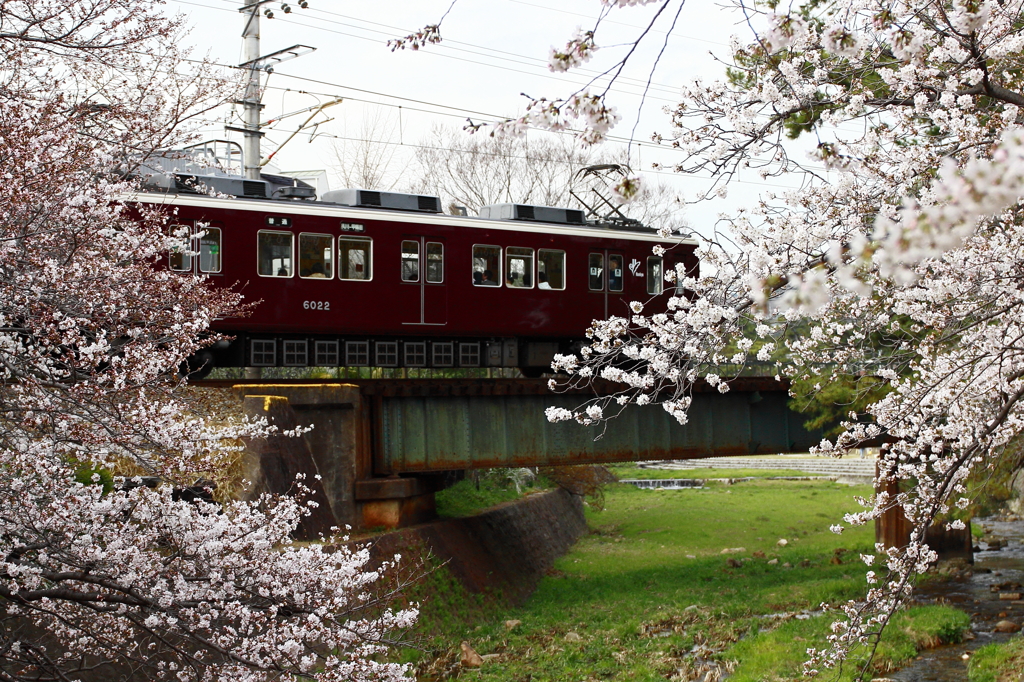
[528,0,1024,674]
[0,1,417,679]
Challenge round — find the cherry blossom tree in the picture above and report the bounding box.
[397,0,1024,673]
[0,2,415,680]
[521,0,1024,673]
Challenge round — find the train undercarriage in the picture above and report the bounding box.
[184,334,574,379]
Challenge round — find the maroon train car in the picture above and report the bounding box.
[134,186,698,377]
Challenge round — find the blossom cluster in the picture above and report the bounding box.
[0,1,417,679]
[540,0,1024,674]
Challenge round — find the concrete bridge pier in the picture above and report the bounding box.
[235,384,441,535]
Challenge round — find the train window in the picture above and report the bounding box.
[401,240,420,282]
[671,261,687,295]
[608,253,624,292]
[315,340,339,366]
[472,245,501,286]
[432,342,454,367]
[405,342,427,367]
[198,227,222,273]
[345,341,369,367]
[169,224,192,272]
[298,233,333,279]
[506,247,534,288]
[647,257,663,295]
[426,242,444,283]
[257,231,293,277]
[376,341,399,367]
[537,249,565,290]
[283,340,308,366]
[251,339,276,367]
[339,237,372,281]
[459,342,481,367]
[588,253,605,291]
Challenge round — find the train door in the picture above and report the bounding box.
[169,221,224,278]
[400,236,447,326]
[588,249,624,318]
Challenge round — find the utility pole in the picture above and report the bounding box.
[236,1,315,180]
[235,1,314,379]
[241,0,262,181]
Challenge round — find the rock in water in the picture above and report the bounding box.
[994,620,1020,633]
[460,641,483,668]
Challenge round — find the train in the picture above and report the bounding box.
[135,156,699,378]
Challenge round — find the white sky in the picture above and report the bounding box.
[165,0,807,232]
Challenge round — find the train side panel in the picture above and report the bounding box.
[160,196,697,369]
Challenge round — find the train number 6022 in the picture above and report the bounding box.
[303,300,330,311]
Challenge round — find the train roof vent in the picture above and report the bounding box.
[146,172,270,198]
[321,188,441,213]
[242,180,267,198]
[478,203,587,226]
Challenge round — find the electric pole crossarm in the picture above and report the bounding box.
[237,0,315,180]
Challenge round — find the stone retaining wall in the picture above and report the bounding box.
[367,488,587,604]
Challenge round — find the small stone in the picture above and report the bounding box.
[565,631,582,642]
[686,554,696,559]
[962,653,971,660]
[783,562,792,568]
[777,538,789,547]
[720,547,746,554]
[999,593,1022,601]
[999,612,1007,618]
[504,619,522,630]
[460,641,483,668]
[995,620,1020,633]
[767,558,779,565]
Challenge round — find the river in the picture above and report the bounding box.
[885,515,1024,681]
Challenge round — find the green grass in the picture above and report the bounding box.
[608,463,833,480]
[434,470,550,518]
[969,636,1024,682]
[728,605,969,681]
[407,478,968,680]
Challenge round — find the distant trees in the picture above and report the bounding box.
[328,110,408,191]
[326,121,688,232]
[407,124,598,213]
[0,1,415,680]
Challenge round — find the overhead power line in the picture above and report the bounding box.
[172,0,691,103]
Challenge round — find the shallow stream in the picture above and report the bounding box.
[886,515,1024,681]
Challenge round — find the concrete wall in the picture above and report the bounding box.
[368,488,587,604]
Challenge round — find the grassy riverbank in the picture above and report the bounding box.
[410,477,970,681]
[969,637,1024,681]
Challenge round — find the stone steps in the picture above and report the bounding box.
[642,457,876,477]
